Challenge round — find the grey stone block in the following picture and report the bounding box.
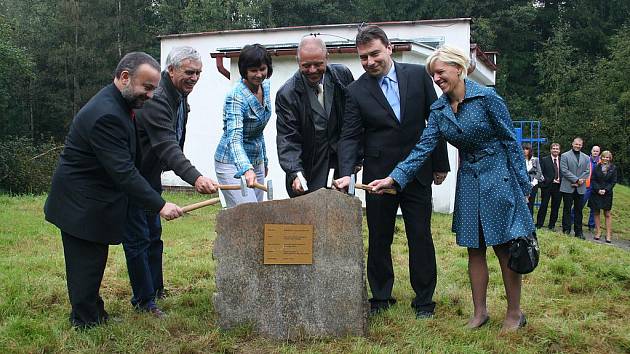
[213,188,368,339]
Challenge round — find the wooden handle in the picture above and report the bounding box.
[355,183,397,195]
[252,182,268,192]
[182,197,221,213]
[218,184,241,191]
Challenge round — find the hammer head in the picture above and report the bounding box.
[266,180,273,200]
[326,168,335,189]
[348,174,356,195]
[239,175,248,197]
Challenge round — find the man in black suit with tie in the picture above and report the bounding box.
[276,35,355,196]
[536,143,562,230]
[335,25,450,318]
[44,52,184,328]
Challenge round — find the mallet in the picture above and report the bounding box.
[182,197,221,213]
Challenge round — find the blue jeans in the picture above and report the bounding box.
[122,205,163,309]
[583,188,595,228]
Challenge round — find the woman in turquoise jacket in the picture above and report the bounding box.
[370,45,534,331]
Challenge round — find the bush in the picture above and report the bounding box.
[0,136,61,195]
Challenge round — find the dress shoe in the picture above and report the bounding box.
[369,298,396,316]
[155,288,169,300]
[518,313,527,328]
[467,315,489,329]
[575,233,585,240]
[415,309,434,319]
[148,306,166,319]
[501,313,526,332]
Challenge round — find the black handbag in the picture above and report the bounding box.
[508,232,539,274]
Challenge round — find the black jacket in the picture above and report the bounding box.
[338,62,450,186]
[276,64,356,194]
[44,84,165,245]
[135,71,202,191]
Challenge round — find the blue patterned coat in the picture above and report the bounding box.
[390,80,534,248]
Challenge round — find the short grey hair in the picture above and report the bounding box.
[165,46,201,69]
[297,36,327,61]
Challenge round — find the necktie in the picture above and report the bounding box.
[554,157,559,181]
[176,98,185,145]
[382,76,401,121]
[317,83,325,109]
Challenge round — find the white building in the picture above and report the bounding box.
[158,18,498,213]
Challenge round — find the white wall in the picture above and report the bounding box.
[159,20,493,213]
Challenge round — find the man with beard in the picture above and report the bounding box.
[276,36,355,196]
[334,25,450,318]
[44,52,184,328]
[128,46,218,316]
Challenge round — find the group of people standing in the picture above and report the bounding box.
[45,24,542,332]
[527,139,617,242]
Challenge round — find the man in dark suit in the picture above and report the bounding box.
[44,52,184,328]
[129,46,217,316]
[335,25,450,318]
[276,36,355,196]
[536,142,562,230]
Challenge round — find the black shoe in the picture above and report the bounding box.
[535,225,542,229]
[518,313,527,328]
[369,298,396,316]
[563,230,571,235]
[575,233,585,240]
[155,288,168,300]
[415,309,434,319]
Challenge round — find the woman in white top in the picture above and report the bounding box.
[522,143,543,215]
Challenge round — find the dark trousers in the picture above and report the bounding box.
[122,205,163,309]
[365,179,436,312]
[536,183,561,229]
[61,231,109,328]
[527,186,538,215]
[562,190,584,236]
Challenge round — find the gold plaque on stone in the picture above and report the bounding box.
[264,224,313,265]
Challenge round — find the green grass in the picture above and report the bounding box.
[1,186,629,353]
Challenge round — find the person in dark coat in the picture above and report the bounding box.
[370,45,533,331]
[334,25,450,319]
[44,52,184,328]
[276,36,355,196]
[588,150,617,243]
[129,46,218,316]
[536,143,562,230]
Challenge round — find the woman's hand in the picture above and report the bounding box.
[368,177,395,195]
[244,169,257,188]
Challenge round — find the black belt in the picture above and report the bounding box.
[462,147,496,163]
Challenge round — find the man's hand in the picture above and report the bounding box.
[433,172,448,185]
[292,176,305,195]
[577,178,585,185]
[333,176,351,192]
[244,169,257,188]
[194,176,218,194]
[159,202,183,221]
[368,177,395,194]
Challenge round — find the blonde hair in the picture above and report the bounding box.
[600,150,613,162]
[426,45,469,80]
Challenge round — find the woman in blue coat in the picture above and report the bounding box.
[369,45,534,331]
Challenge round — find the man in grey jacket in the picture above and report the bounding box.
[560,136,590,239]
[276,36,355,196]
[124,46,218,316]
